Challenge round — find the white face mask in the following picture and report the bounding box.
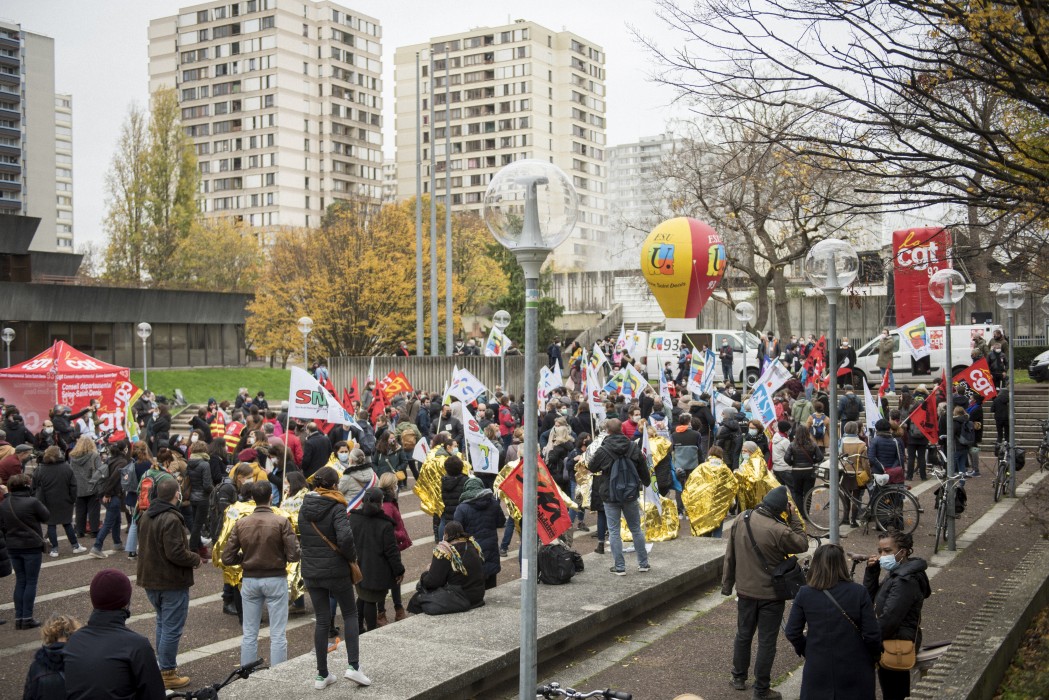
[337,452,349,463]
[190,435,198,443]
[247,436,255,445]
[44,427,53,435]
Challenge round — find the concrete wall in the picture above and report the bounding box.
[329,355,526,398]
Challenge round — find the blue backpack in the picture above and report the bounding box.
[811,414,826,440]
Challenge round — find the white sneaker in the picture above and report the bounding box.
[314,673,337,690]
[344,666,371,686]
[49,549,59,558]
[88,547,107,559]
[72,545,88,554]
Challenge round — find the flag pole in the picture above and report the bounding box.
[281,411,290,500]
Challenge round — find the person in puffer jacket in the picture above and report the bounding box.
[297,467,371,689]
[348,488,404,634]
[185,442,214,556]
[454,476,507,589]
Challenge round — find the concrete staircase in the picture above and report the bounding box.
[169,404,203,441]
[987,386,1048,452]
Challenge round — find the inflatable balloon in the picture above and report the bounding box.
[640,217,726,318]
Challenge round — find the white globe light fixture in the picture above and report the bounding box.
[483,159,578,700]
[803,238,858,545]
[996,282,1025,498]
[297,316,314,367]
[492,309,512,390]
[137,322,153,391]
[732,301,756,390]
[1,327,13,368]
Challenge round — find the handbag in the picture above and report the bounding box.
[742,510,806,600]
[310,521,363,585]
[3,496,49,555]
[880,639,916,670]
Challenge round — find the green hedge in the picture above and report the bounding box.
[1015,345,1049,368]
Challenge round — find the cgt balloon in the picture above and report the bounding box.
[640,217,727,318]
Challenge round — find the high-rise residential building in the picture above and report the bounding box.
[393,20,608,271]
[149,0,383,231]
[0,21,72,252]
[381,157,396,203]
[604,133,680,268]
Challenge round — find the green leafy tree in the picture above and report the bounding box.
[488,245,564,353]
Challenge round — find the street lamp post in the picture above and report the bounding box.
[1,327,13,368]
[1042,294,1049,422]
[483,160,577,700]
[493,309,511,390]
[297,316,314,369]
[804,239,859,546]
[137,323,153,391]
[996,283,1025,498]
[733,301,755,390]
[929,269,966,550]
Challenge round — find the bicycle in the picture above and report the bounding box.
[536,682,632,699]
[804,458,921,535]
[992,442,1026,502]
[931,468,966,554]
[167,658,265,699]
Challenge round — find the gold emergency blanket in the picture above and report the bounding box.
[573,462,593,510]
[649,433,672,468]
[621,494,680,542]
[735,452,780,511]
[412,448,473,517]
[681,459,739,536]
[212,501,304,601]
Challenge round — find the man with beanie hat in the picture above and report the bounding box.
[137,477,201,690]
[64,568,165,699]
[721,485,807,699]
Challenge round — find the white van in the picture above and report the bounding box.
[645,329,761,387]
[851,324,1002,385]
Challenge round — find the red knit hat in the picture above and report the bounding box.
[90,568,133,611]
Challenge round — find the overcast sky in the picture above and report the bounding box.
[3,0,689,248]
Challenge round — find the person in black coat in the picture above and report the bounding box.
[864,531,931,700]
[90,444,128,557]
[297,467,368,686]
[991,386,1009,444]
[32,447,81,556]
[3,408,34,451]
[299,424,333,478]
[411,520,487,612]
[23,613,81,699]
[185,443,214,555]
[716,408,744,469]
[454,477,507,588]
[439,456,469,540]
[64,569,165,699]
[785,544,881,700]
[189,409,211,441]
[348,488,404,633]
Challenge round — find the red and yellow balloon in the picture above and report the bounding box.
[640,217,727,318]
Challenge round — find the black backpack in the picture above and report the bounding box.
[208,479,237,540]
[607,452,641,503]
[958,420,976,447]
[843,394,861,420]
[538,543,581,585]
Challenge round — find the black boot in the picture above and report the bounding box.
[595,542,605,555]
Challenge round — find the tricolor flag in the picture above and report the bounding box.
[586,365,606,423]
[591,343,609,371]
[687,348,706,395]
[484,327,511,357]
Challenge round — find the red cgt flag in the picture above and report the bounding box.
[953,358,998,400]
[497,456,572,545]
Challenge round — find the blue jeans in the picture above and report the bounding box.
[501,520,516,550]
[125,520,138,554]
[46,523,79,550]
[10,548,42,619]
[93,498,123,549]
[145,588,190,670]
[603,500,649,571]
[884,368,896,392]
[241,576,289,667]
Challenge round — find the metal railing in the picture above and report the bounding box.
[572,304,622,351]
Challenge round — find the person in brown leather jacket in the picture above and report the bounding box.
[221,480,300,668]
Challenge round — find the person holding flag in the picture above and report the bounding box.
[876,328,896,394]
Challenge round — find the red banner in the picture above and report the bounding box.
[378,371,413,399]
[905,386,940,445]
[497,456,572,545]
[953,358,997,400]
[892,227,953,326]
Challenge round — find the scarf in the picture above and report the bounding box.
[434,537,483,574]
[314,487,347,507]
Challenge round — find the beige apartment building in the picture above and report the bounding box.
[149,0,383,231]
[0,21,73,252]
[393,20,608,271]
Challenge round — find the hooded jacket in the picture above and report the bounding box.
[586,433,650,505]
[23,642,68,700]
[715,412,743,467]
[69,451,104,499]
[339,465,377,508]
[440,472,470,521]
[348,501,404,592]
[136,499,200,590]
[864,557,931,645]
[64,609,165,700]
[297,491,357,585]
[186,457,214,504]
[867,431,901,473]
[722,505,808,600]
[454,479,507,578]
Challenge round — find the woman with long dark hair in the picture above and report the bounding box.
[784,425,823,518]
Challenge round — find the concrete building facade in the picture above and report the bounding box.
[393,20,608,271]
[148,0,383,231]
[0,21,72,252]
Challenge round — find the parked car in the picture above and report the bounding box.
[851,323,1002,385]
[645,329,761,387]
[1029,349,1049,383]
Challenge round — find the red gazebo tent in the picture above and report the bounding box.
[0,341,135,435]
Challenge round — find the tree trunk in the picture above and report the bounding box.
[753,283,771,334]
[772,266,793,339]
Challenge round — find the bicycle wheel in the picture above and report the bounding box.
[933,498,947,554]
[803,485,833,533]
[994,461,1008,503]
[873,488,920,534]
[1038,445,1048,472]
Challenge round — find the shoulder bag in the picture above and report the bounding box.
[310,520,363,585]
[3,497,48,554]
[874,582,918,670]
[742,510,806,600]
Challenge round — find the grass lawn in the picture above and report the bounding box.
[129,367,291,405]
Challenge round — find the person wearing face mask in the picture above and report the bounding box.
[338,446,378,511]
[135,477,202,690]
[747,419,770,465]
[63,568,165,699]
[864,530,931,700]
[622,406,642,440]
[35,419,60,453]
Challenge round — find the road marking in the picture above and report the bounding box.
[0,575,136,611]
